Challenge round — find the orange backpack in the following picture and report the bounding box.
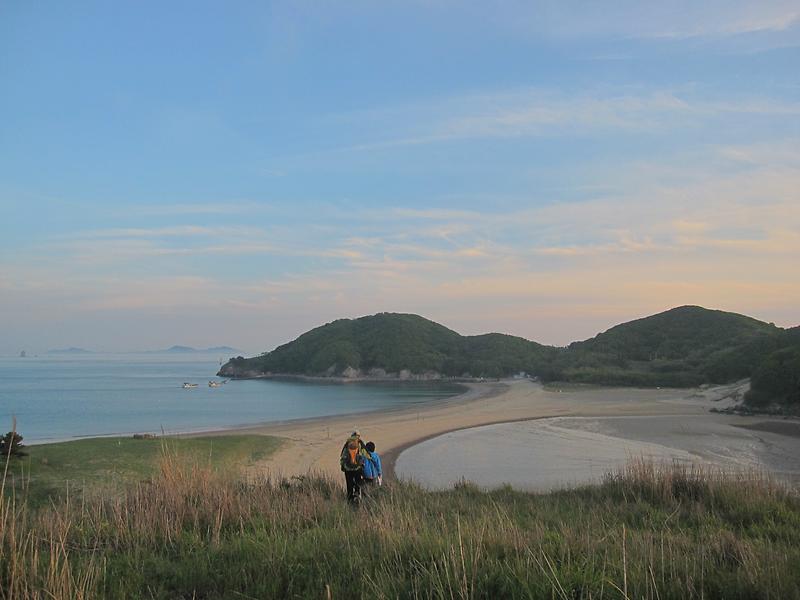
[344,439,361,469]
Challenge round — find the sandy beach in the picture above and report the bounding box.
[396,412,800,491]
[197,378,793,485]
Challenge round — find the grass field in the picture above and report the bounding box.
[2,446,799,599]
[3,435,283,506]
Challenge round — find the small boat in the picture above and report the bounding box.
[208,381,222,388]
[182,382,199,389]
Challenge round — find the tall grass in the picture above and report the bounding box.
[1,432,100,599]
[2,448,799,599]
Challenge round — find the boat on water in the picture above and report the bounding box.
[182,382,199,389]
[208,379,229,387]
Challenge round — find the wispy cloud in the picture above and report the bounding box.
[116,201,274,218]
[76,225,264,239]
[485,0,800,40]
[645,7,800,39]
[8,148,798,334]
[717,139,800,166]
[5,1,800,354]
[333,88,799,152]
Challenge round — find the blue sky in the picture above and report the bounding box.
[1,1,799,353]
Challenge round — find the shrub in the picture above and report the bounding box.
[0,431,25,457]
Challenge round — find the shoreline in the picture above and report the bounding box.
[381,413,559,480]
[27,378,799,491]
[198,380,510,480]
[218,370,497,385]
[205,379,758,483]
[181,380,498,440]
[24,380,475,447]
[393,412,800,492]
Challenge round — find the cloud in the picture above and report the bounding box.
[11,155,798,301]
[118,202,273,217]
[484,0,800,40]
[645,6,800,38]
[76,225,265,239]
[30,140,799,282]
[332,88,800,153]
[717,139,800,166]
[3,132,799,350]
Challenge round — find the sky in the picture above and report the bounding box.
[1,1,799,354]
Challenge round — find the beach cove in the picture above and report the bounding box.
[0,354,464,443]
[205,378,800,488]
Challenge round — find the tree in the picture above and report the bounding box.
[747,347,800,407]
[0,431,26,457]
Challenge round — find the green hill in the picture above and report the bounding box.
[551,305,781,387]
[220,307,797,407]
[219,313,553,379]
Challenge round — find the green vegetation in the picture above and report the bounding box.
[3,435,282,507]
[746,326,800,410]
[3,453,799,599]
[0,431,26,457]
[220,306,799,408]
[551,306,781,387]
[221,313,554,379]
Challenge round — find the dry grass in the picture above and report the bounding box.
[1,444,100,599]
[2,446,799,599]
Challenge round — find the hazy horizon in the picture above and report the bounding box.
[7,304,798,358]
[2,2,799,354]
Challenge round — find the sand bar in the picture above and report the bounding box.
[395,418,696,491]
[195,378,785,483]
[397,413,800,491]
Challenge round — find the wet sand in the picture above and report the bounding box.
[396,413,800,491]
[395,419,695,491]
[196,378,780,486]
[736,420,800,438]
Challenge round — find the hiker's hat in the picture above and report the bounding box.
[352,430,361,437]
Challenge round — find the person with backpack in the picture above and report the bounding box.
[340,430,367,503]
[362,441,383,487]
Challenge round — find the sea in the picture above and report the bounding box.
[0,354,464,444]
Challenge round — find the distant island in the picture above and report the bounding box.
[47,347,93,354]
[152,345,240,354]
[219,306,799,411]
[42,345,241,354]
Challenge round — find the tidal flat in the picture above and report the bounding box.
[396,412,800,491]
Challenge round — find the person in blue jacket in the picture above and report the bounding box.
[362,441,382,486]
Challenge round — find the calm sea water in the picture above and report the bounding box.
[0,354,463,444]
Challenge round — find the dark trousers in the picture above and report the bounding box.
[344,469,363,503]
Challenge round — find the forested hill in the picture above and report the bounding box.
[219,307,798,408]
[220,313,555,379]
[570,306,774,359]
[746,325,800,408]
[550,306,781,387]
